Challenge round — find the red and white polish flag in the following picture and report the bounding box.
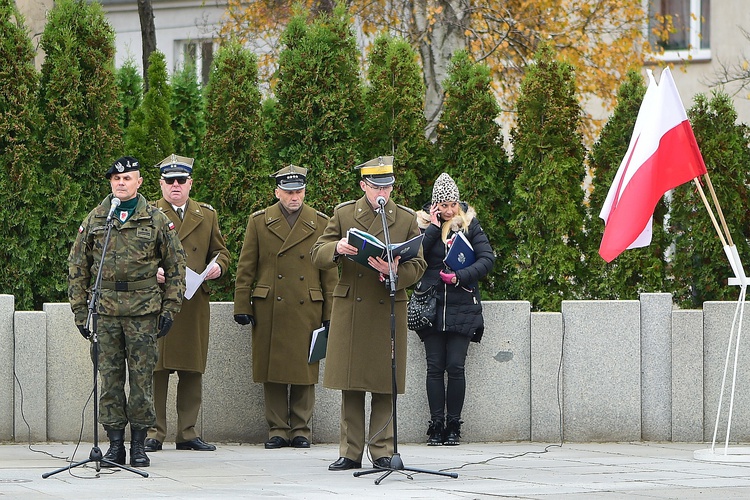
[598,67,707,263]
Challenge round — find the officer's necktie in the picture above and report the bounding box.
[177,207,184,220]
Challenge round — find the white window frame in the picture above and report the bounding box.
[649,0,711,62]
[174,39,217,85]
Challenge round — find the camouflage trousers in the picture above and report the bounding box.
[95,314,158,430]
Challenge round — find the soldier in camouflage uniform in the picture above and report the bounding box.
[68,156,186,468]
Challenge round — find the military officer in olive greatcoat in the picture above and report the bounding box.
[234,165,337,449]
[145,155,231,453]
[311,157,426,471]
[68,156,186,468]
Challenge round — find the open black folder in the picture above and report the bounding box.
[308,324,329,363]
[345,228,424,273]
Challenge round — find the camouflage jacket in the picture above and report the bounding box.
[68,193,186,324]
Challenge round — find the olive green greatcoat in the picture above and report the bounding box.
[155,198,230,373]
[311,196,426,394]
[234,202,337,385]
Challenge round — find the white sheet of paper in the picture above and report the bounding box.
[184,254,219,300]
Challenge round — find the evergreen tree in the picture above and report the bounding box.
[170,60,205,162]
[125,50,174,200]
[273,4,363,213]
[116,57,143,137]
[436,50,510,299]
[508,45,587,311]
[584,70,669,299]
[199,39,269,300]
[361,34,432,208]
[0,0,43,310]
[669,91,750,307]
[37,0,122,304]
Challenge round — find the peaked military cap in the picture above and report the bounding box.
[270,164,307,191]
[156,154,194,179]
[355,156,395,187]
[106,156,140,179]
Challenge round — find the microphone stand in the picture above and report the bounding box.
[354,199,458,484]
[44,207,148,479]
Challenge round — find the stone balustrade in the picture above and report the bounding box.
[2,293,745,444]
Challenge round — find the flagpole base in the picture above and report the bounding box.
[694,447,750,463]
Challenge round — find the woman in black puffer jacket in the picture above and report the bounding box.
[414,172,494,446]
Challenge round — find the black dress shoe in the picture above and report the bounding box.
[328,457,361,471]
[144,438,162,452]
[264,436,290,449]
[291,436,310,448]
[176,437,216,451]
[372,457,391,469]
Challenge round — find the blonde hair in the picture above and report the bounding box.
[440,205,470,243]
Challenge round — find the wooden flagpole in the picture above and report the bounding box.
[703,172,734,246]
[693,177,727,247]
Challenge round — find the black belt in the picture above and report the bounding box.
[100,276,158,291]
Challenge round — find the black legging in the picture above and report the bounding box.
[422,331,471,423]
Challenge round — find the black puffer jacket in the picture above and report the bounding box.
[414,203,495,342]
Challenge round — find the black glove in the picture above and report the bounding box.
[322,320,330,330]
[234,314,255,326]
[77,324,90,340]
[157,314,173,338]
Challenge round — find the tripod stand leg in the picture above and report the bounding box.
[353,452,458,483]
[42,445,149,478]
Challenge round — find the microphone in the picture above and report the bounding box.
[106,197,121,221]
[376,196,386,207]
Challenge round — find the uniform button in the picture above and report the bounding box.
[356,297,362,302]
[278,274,283,279]
[279,253,284,257]
[299,299,304,304]
[299,254,305,259]
[277,296,282,301]
[379,300,384,304]
[299,276,304,280]
[358,273,363,278]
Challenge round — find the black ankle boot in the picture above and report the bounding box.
[130,427,150,467]
[444,419,462,446]
[426,420,444,446]
[102,428,126,467]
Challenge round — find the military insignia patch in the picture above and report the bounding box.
[167,221,175,231]
[79,225,84,233]
[119,211,128,223]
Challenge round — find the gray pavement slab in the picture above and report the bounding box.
[2,441,750,499]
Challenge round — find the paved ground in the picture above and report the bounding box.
[2,441,750,499]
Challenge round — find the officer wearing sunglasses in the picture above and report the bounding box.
[146,154,231,454]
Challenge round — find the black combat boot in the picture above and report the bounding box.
[426,420,444,446]
[444,419,462,446]
[101,428,126,467]
[130,427,150,467]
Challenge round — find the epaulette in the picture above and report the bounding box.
[199,202,215,212]
[334,200,356,210]
[397,204,416,215]
[251,209,266,218]
[316,210,330,220]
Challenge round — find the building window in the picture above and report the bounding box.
[175,39,215,85]
[648,0,710,61]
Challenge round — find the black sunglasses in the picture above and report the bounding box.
[163,177,189,185]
